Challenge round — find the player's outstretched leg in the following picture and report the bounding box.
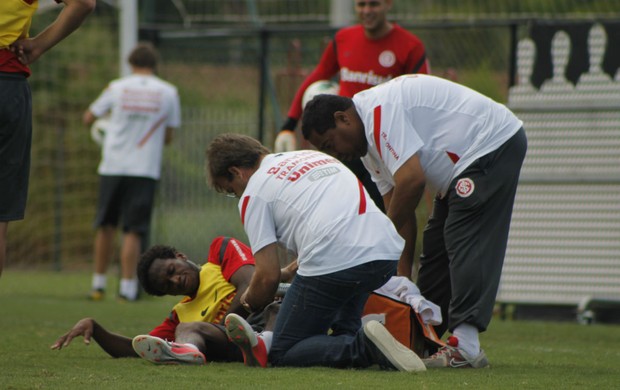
[225,313,268,367]
[132,334,206,365]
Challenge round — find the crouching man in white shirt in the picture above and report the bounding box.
[205,133,426,372]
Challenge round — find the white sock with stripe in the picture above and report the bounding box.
[452,323,481,358]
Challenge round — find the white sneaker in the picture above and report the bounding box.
[363,320,426,372]
[132,335,206,365]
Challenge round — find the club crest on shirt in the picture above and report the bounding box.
[378,50,396,68]
[455,178,475,198]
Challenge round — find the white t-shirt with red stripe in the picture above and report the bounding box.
[353,74,523,197]
[89,74,181,179]
[239,150,404,277]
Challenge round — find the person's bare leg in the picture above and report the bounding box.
[94,226,115,274]
[0,222,8,278]
[120,231,141,280]
[90,226,115,297]
[118,231,141,300]
[175,322,233,362]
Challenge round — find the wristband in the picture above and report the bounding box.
[281,117,298,132]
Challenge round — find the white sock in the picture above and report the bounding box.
[120,278,138,300]
[452,323,481,358]
[92,273,107,290]
[259,331,273,352]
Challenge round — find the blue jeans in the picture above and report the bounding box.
[269,260,397,368]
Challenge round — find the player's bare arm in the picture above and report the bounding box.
[223,264,255,321]
[386,154,426,278]
[82,110,97,126]
[280,259,298,283]
[385,189,418,279]
[10,0,95,65]
[50,317,137,358]
[164,127,175,145]
[240,243,281,313]
[388,154,426,230]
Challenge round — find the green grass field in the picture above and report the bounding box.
[1,270,619,389]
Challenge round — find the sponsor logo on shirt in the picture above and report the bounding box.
[340,67,391,86]
[287,158,340,182]
[307,166,340,181]
[380,131,400,160]
[230,239,249,262]
[266,152,339,182]
[378,50,396,68]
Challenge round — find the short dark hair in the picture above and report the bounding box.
[128,42,158,69]
[205,133,270,193]
[137,245,177,296]
[301,94,353,139]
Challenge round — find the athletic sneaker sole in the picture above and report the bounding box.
[132,335,206,365]
[363,320,426,372]
[225,313,268,367]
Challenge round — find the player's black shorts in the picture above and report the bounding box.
[0,72,32,222]
[94,175,157,234]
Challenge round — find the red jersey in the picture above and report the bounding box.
[148,236,255,341]
[286,24,429,122]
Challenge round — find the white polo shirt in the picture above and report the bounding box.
[239,150,404,277]
[352,74,523,196]
[89,74,181,179]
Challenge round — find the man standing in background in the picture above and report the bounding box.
[83,42,181,301]
[274,0,429,279]
[0,0,95,279]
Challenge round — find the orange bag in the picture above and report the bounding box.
[362,292,445,358]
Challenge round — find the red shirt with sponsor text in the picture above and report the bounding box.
[286,24,429,121]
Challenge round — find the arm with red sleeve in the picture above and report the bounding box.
[286,39,340,125]
[149,311,180,342]
[404,33,430,76]
[208,236,256,322]
[275,40,340,152]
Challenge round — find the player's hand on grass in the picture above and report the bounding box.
[274,130,296,153]
[50,318,95,350]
